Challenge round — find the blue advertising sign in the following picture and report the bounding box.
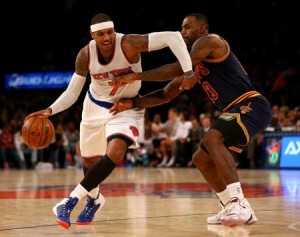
[280,136,300,168]
[5,72,73,89]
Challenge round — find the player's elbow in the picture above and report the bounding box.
[70,92,80,102]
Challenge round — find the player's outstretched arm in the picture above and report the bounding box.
[109,77,185,114]
[125,32,192,74]
[25,47,89,120]
[110,62,184,86]
[112,32,193,85]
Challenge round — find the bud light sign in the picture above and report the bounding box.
[5,72,73,89]
[280,136,300,168]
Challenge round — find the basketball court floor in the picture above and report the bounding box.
[0,167,299,237]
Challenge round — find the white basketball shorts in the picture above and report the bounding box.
[79,93,145,157]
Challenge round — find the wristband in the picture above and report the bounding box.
[183,71,194,79]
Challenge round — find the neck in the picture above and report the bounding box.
[98,48,114,64]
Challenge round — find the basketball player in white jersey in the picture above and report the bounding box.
[24,13,194,229]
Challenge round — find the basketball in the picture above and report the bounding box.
[22,116,55,149]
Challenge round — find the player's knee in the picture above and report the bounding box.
[192,147,209,167]
[202,129,224,150]
[106,141,128,163]
[83,156,101,168]
[107,150,126,163]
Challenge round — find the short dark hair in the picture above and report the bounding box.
[186,13,209,28]
[91,13,112,25]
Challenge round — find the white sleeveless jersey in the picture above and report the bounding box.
[88,33,142,103]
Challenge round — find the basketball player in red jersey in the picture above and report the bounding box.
[25,13,194,229]
[110,13,272,227]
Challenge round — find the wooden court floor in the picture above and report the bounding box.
[0,167,299,237]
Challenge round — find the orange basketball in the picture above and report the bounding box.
[22,116,55,149]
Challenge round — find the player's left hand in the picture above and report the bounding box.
[109,99,133,115]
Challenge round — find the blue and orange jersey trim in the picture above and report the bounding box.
[222,91,261,112]
[222,112,250,153]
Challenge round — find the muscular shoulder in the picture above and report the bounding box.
[75,46,89,76]
[208,34,227,47]
[194,34,224,48]
[191,34,227,61]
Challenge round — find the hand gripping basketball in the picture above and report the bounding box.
[22,111,55,149]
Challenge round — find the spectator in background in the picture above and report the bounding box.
[65,121,79,166]
[139,109,153,156]
[0,109,8,129]
[157,107,180,167]
[172,111,192,167]
[295,106,300,130]
[199,113,212,141]
[271,67,299,107]
[0,124,21,169]
[269,104,280,128]
[151,113,167,161]
[11,120,26,168]
[187,116,201,167]
[54,123,69,168]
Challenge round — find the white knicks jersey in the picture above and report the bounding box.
[88,33,142,103]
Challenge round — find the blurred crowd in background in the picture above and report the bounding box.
[1,0,299,170]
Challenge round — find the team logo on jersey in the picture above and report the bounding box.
[194,64,219,103]
[130,126,139,137]
[240,102,252,114]
[92,66,133,80]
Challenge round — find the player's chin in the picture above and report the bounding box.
[182,37,189,44]
[183,38,193,49]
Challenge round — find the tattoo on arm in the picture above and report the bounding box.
[75,46,89,76]
[126,34,148,51]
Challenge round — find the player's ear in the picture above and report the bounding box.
[199,23,206,33]
[90,31,94,39]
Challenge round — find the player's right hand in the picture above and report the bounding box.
[109,73,140,86]
[24,108,52,121]
[109,99,133,115]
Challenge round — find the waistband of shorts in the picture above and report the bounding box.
[88,90,114,109]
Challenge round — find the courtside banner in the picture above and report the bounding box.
[280,136,300,168]
[5,72,73,89]
[263,131,300,169]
